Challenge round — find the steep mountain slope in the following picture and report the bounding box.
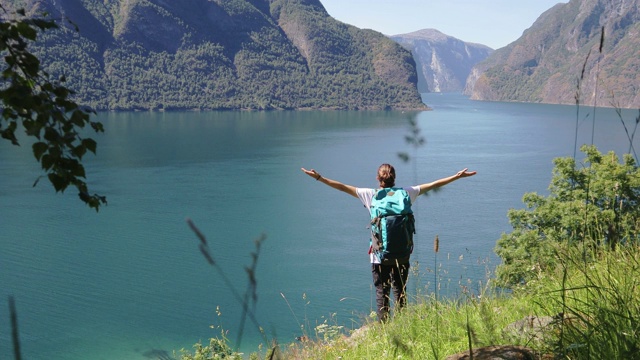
[391,29,493,93]
[3,0,426,111]
[465,0,640,108]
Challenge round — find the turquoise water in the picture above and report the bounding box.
[1,94,637,359]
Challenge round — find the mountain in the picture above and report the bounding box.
[3,0,426,111]
[391,29,493,93]
[465,0,640,109]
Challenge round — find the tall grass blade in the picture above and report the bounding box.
[186,218,269,350]
[9,296,22,360]
[466,311,473,360]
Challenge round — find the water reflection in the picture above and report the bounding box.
[92,110,423,169]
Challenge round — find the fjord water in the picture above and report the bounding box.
[1,94,637,359]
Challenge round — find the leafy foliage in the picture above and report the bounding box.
[0,5,105,210]
[179,335,244,360]
[494,145,640,288]
[546,246,640,359]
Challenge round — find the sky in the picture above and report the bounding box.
[319,0,569,49]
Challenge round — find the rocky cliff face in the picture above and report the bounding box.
[391,29,493,93]
[3,0,426,111]
[465,0,640,108]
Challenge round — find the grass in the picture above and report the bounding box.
[542,245,640,359]
[282,287,540,359]
[288,298,493,358]
[277,245,640,359]
[176,244,640,359]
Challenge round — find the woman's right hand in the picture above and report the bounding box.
[301,167,320,180]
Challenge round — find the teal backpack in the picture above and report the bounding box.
[369,188,415,265]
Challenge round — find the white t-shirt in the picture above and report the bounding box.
[356,186,421,264]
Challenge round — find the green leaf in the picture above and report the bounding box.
[50,144,62,158]
[71,144,86,158]
[48,173,67,192]
[41,154,53,170]
[30,19,57,31]
[82,138,97,154]
[397,152,409,163]
[70,109,86,127]
[16,22,37,40]
[71,163,86,178]
[44,127,61,142]
[1,125,20,145]
[53,86,70,100]
[90,121,104,132]
[0,9,104,210]
[32,142,48,160]
[20,52,40,77]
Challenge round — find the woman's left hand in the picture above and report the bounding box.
[456,168,477,178]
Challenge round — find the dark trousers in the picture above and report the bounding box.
[371,262,410,322]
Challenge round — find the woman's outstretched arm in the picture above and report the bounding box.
[418,168,476,195]
[301,168,358,198]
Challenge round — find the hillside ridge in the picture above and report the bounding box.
[4,0,426,111]
[465,0,640,108]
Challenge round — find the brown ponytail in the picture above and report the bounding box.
[377,163,396,188]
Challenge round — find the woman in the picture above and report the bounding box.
[301,164,476,321]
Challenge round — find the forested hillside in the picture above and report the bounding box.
[465,0,640,108]
[3,0,426,111]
